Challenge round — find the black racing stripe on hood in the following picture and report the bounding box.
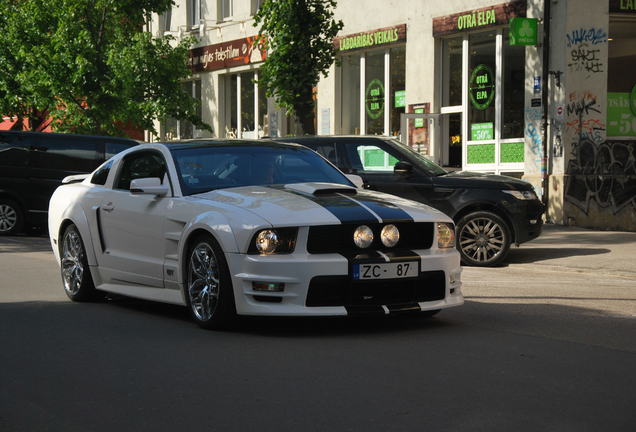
[272,186,379,224]
[346,190,414,223]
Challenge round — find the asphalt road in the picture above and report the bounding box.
[0,233,634,431]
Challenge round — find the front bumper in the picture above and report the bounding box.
[225,247,463,317]
[506,199,545,245]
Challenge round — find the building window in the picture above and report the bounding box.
[607,18,636,139]
[220,0,233,21]
[502,30,524,139]
[189,0,200,28]
[163,80,202,141]
[159,8,172,33]
[251,0,264,15]
[338,47,405,136]
[222,71,268,138]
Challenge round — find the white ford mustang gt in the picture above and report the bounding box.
[49,140,463,328]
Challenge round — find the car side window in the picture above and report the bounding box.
[91,160,114,185]
[343,142,402,173]
[115,151,167,190]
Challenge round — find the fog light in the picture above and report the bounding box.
[353,225,374,248]
[252,282,285,292]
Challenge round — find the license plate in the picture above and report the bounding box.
[352,261,419,280]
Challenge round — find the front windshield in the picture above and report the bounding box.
[386,139,447,176]
[172,145,354,196]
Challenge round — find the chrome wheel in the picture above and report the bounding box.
[61,228,85,296]
[188,242,220,322]
[459,216,506,264]
[0,204,17,233]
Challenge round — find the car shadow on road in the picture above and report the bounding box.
[503,246,611,264]
[0,235,52,254]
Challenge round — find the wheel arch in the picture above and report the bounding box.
[453,202,516,243]
[56,213,98,267]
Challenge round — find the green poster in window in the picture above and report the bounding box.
[607,91,636,137]
[471,122,494,140]
[394,90,405,108]
[509,17,538,46]
[469,64,495,110]
[414,108,424,128]
[365,79,385,120]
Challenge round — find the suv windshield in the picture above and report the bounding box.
[386,139,448,176]
[172,145,353,195]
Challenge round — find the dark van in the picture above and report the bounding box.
[274,136,545,267]
[0,131,137,235]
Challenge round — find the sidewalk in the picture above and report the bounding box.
[504,223,636,278]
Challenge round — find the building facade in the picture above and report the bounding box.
[151,0,636,231]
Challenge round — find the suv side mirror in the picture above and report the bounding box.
[394,161,413,176]
[130,178,169,196]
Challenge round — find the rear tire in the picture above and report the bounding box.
[60,224,97,301]
[0,199,24,235]
[456,211,511,267]
[185,233,236,329]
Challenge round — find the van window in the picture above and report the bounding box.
[105,141,134,159]
[0,134,28,167]
[30,137,100,172]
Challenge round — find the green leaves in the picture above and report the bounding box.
[254,0,343,134]
[0,0,206,136]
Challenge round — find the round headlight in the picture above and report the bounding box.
[353,225,374,248]
[380,224,400,247]
[256,229,279,254]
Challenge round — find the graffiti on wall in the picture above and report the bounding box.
[565,91,606,144]
[566,27,607,79]
[565,139,636,214]
[525,107,543,171]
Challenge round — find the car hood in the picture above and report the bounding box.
[435,171,533,190]
[191,183,451,226]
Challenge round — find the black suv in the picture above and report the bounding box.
[275,136,545,266]
[0,131,137,235]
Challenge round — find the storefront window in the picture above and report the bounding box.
[390,47,406,136]
[241,72,255,135]
[340,54,360,134]
[502,30,524,138]
[468,31,496,141]
[163,80,202,140]
[443,37,462,107]
[607,19,636,138]
[365,51,385,135]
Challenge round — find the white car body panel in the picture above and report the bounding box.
[49,141,464,317]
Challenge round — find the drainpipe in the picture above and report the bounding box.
[541,0,551,209]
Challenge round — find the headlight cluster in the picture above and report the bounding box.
[249,228,298,255]
[503,190,537,200]
[353,224,400,248]
[436,223,456,249]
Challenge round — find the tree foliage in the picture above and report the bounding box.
[0,0,207,136]
[254,0,343,135]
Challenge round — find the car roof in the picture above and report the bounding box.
[160,138,305,151]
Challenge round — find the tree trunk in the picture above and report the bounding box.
[296,86,316,135]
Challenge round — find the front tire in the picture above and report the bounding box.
[185,234,236,329]
[60,224,97,301]
[456,211,511,267]
[0,199,24,235]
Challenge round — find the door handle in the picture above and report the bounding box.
[102,202,114,212]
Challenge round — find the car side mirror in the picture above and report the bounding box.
[394,161,413,176]
[345,174,364,189]
[130,177,169,196]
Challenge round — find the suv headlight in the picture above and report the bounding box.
[248,228,298,255]
[437,223,456,249]
[503,190,537,200]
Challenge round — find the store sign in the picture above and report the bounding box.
[610,0,636,13]
[365,79,385,119]
[334,24,407,52]
[607,90,636,137]
[189,36,267,73]
[394,90,406,108]
[471,123,494,141]
[509,17,538,46]
[469,64,495,110]
[432,1,526,37]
